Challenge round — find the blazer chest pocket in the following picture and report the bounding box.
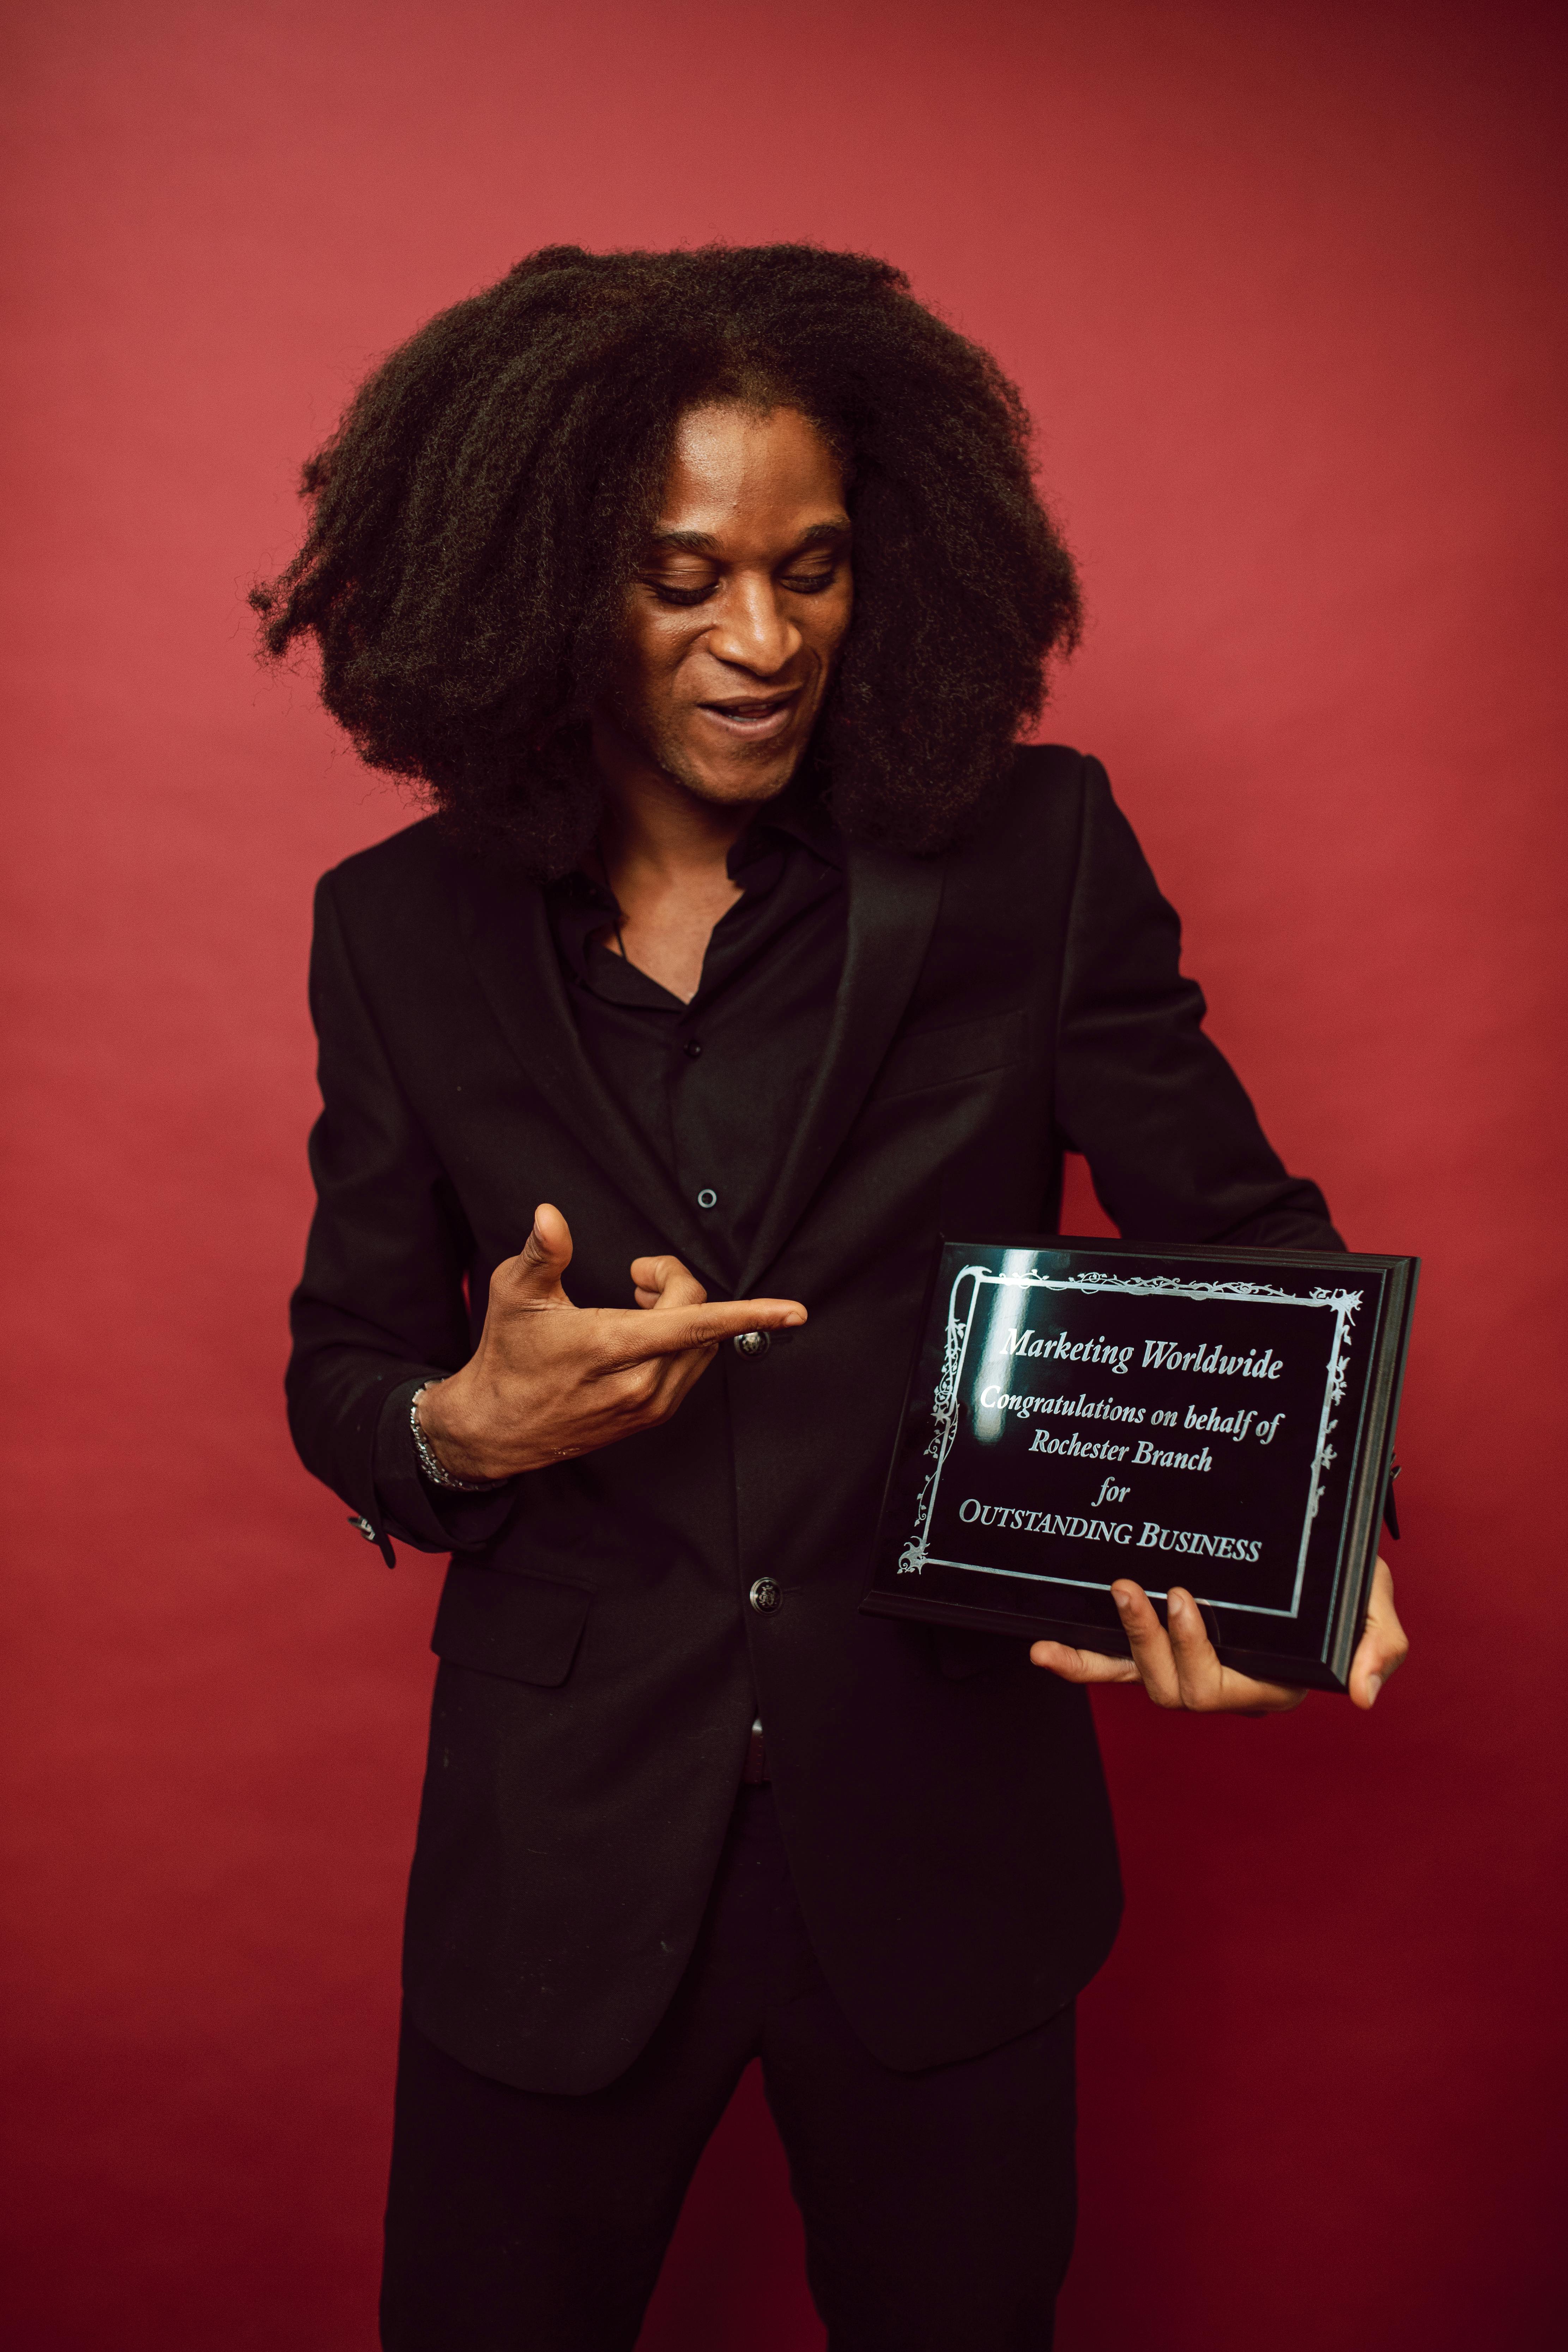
[432,1562,593,1688]
[875,1009,1027,1102]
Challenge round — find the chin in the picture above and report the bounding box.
[669,744,803,806]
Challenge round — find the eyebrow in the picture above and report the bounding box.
[645,517,852,557]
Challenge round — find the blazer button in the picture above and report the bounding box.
[748,1577,782,1614]
[733,1329,770,1359]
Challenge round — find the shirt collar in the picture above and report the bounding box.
[545,775,841,998]
[741,774,842,871]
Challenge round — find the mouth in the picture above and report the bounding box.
[695,689,803,740]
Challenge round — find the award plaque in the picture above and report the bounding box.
[864,1237,1418,1692]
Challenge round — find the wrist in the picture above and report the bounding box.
[411,1379,509,1491]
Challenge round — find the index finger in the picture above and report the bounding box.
[1164,1586,1227,1708]
[603,1297,807,1363]
[1110,1580,1182,1707]
[1166,1586,1305,1712]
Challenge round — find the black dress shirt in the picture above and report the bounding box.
[379,794,848,1557]
[549,799,847,1767]
[547,797,847,1295]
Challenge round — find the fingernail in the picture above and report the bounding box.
[1365,1674,1382,1708]
[1112,1587,1132,1613]
[1168,1588,1186,1620]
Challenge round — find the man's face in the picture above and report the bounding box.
[594,401,853,808]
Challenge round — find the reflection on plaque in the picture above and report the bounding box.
[864,1237,1418,1692]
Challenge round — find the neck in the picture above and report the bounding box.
[586,722,781,1002]
[591,718,776,884]
[596,767,757,885]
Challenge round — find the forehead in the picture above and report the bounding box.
[655,402,846,536]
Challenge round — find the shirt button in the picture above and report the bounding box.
[748,1577,782,1614]
[733,1329,770,1359]
[697,1187,718,1209]
[684,1039,703,1058]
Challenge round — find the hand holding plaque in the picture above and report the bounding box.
[864,1237,1418,1696]
[1028,1557,1407,1712]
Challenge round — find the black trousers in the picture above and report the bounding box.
[381,1785,1077,2351]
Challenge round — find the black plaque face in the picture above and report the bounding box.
[864,1238,1417,1691]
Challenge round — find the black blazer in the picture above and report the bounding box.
[288,745,1338,2094]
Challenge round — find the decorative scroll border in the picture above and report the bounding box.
[898,1263,1362,1620]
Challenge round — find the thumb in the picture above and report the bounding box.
[511,1202,574,1304]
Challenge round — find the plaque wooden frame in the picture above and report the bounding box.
[862,1236,1418,1693]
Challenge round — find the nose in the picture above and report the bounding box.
[706,572,801,676]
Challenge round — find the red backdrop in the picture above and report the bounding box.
[3,3,1564,2344]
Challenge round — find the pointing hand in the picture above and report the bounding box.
[415,1203,806,1481]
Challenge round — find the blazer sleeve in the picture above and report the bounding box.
[286,872,516,1560]
[1053,758,1343,1251]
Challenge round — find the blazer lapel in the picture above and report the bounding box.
[444,852,719,1279]
[739,839,945,1294]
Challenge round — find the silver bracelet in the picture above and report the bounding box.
[410,1383,508,1493]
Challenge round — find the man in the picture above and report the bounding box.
[259,244,1406,2350]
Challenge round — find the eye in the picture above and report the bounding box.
[648,579,718,608]
[779,566,840,596]
[641,571,720,608]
